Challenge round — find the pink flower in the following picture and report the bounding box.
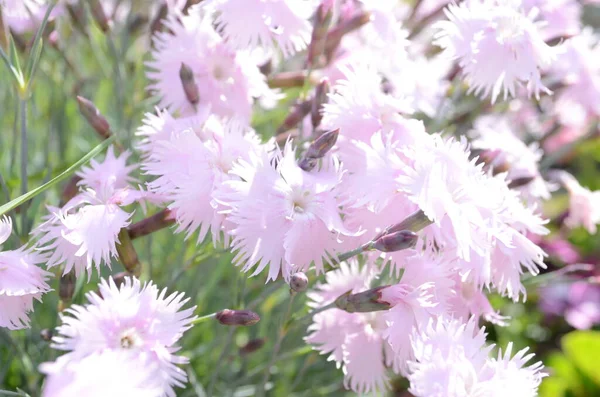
[407,317,491,397]
[434,0,555,103]
[560,172,600,233]
[470,115,552,201]
[143,115,266,244]
[147,10,272,120]
[0,216,52,330]
[50,277,196,397]
[521,0,581,41]
[475,343,547,396]
[218,144,354,281]
[76,146,137,199]
[306,261,392,394]
[35,193,132,279]
[41,350,163,397]
[201,0,317,56]
[1,0,63,34]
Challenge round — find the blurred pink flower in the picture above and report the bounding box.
[201,0,317,56]
[41,350,163,397]
[218,144,354,280]
[521,0,581,41]
[539,281,600,329]
[51,277,196,397]
[306,261,391,394]
[148,10,272,120]
[560,172,600,234]
[408,316,491,397]
[434,0,555,103]
[0,216,52,330]
[76,146,137,199]
[1,0,63,34]
[144,115,266,245]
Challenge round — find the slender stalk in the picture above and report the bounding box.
[19,99,27,236]
[190,312,217,325]
[336,242,373,263]
[257,294,296,397]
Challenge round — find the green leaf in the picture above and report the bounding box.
[0,43,23,89]
[562,331,600,386]
[25,2,56,93]
[8,35,24,90]
[0,136,116,218]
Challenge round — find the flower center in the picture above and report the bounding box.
[494,13,524,44]
[119,328,142,349]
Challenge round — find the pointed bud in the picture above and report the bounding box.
[216,309,260,326]
[89,0,110,32]
[298,157,318,172]
[239,338,265,356]
[59,272,76,302]
[40,329,54,342]
[276,99,312,135]
[179,63,199,106]
[308,0,334,67]
[290,272,309,293]
[311,78,330,129]
[376,209,433,239]
[116,229,141,276]
[334,287,391,313]
[372,230,418,253]
[305,128,339,159]
[508,176,535,189]
[77,96,111,140]
[325,11,372,56]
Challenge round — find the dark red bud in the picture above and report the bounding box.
[216,309,260,326]
[77,96,111,140]
[290,272,309,293]
[179,63,199,106]
[372,230,418,253]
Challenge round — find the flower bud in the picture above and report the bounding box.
[239,338,265,356]
[372,230,418,253]
[40,329,54,342]
[307,0,334,67]
[376,209,433,239]
[290,272,309,293]
[116,229,141,276]
[89,0,110,32]
[59,272,76,302]
[216,309,260,326]
[76,96,111,140]
[311,78,330,129]
[508,176,535,189]
[334,287,391,313]
[179,63,199,106]
[305,128,339,159]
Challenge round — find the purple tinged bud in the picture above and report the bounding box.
[77,96,111,140]
[508,176,535,189]
[239,338,265,356]
[59,272,76,302]
[290,272,309,293]
[216,309,260,326]
[89,0,110,32]
[308,0,334,67]
[298,157,318,172]
[372,230,418,253]
[334,287,391,313]
[311,78,330,129]
[179,63,199,106]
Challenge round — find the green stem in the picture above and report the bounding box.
[19,99,27,236]
[190,312,217,325]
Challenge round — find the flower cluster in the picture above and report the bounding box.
[5,0,600,395]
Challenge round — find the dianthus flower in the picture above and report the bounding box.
[143,114,267,244]
[201,0,317,56]
[434,0,556,103]
[35,147,141,278]
[50,277,196,397]
[217,144,354,281]
[305,261,392,394]
[1,0,62,34]
[559,172,600,234]
[147,9,272,120]
[41,350,163,397]
[0,216,52,330]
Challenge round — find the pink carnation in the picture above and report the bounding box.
[434,0,555,103]
[218,144,355,281]
[560,172,600,234]
[147,10,272,120]
[0,216,52,330]
[50,277,196,397]
[201,0,317,56]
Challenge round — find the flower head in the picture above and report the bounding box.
[51,277,196,397]
[148,10,271,120]
[0,216,52,330]
[201,0,317,56]
[218,144,354,281]
[434,0,556,103]
[560,172,600,233]
[76,146,137,199]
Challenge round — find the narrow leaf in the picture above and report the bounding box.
[0,136,116,217]
[26,2,56,91]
